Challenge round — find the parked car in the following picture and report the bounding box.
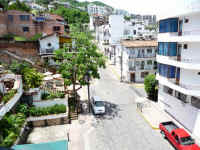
[91,96,105,115]
[159,121,200,150]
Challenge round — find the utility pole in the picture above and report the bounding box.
[120,47,123,82]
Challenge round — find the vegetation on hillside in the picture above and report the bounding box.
[52,6,89,24]
[8,0,31,12]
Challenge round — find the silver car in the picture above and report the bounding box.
[91,96,105,115]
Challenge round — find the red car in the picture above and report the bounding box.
[159,121,200,150]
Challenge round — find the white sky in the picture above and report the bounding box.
[79,0,189,19]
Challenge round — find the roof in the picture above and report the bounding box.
[12,140,68,150]
[40,33,57,40]
[121,40,158,48]
[93,96,103,102]
[174,128,190,137]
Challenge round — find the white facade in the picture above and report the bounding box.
[121,43,157,82]
[88,4,106,16]
[39,34,59,66]
[157,10,200,139]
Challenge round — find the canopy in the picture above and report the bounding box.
[12,140,68,150]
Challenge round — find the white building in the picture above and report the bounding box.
[39,33,59,66]
[157,9,200,139]
[121,40,157,82]
[88,4,106,16]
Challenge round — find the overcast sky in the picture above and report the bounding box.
[79,0,190,19]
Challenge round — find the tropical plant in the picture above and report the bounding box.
[1,89,17,104]
[144,74,158,101]
[54,27,106,101]
[8,0,31,12]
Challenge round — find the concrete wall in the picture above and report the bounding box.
[109,15,124,44]
[39,34,59,54]
[158,87,200,137]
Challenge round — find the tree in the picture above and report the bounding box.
[54,29,106,101]
[124,16,131,21]
[144,74,158,101]
[8,0,31,12]
[0,0,10,11]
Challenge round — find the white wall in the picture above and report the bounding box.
[39,34,59,53]
[180,69,200,87]
[181,13,200,36]
[109,15,125,44]
[158,88,200,135]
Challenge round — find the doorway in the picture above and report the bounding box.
[130,73,135,82]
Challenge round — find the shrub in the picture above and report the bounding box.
[2,89,17,104]
[144,74,158,101]
[41,91,65,100]
[29,104,66,116]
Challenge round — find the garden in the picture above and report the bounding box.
[0,103,67,147]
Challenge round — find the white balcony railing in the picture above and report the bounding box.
[40,48,55,55]
[0,75,23,120]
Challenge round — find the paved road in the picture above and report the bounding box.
[82,66,174,150]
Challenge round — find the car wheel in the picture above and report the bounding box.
[160,131,166,139]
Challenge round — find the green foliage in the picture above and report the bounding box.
[29,33,43,41]
[124,16,131,21]
[54,28,106,90]
[0,113,26,147]
[29,104,66,116]
[41,91,65,100]
[144,74,158,100]
[0,0,9,11]
[145,24,158,31]
[23,67,44,90]
[14,36,27,41]
[9,61,43,90]
[1,89,17,104]
[53,6,89,24]
[8,0,31,12]
[16,104,29,117]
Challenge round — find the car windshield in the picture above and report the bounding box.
[180,136,195,145]
[95,101,104,107]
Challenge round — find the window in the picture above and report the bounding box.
[163,86,173,96]
[53,26,60,31]
[23,27,29,32]
[48,43,52,47]
[191,96,200,109]
[8,15,13,22]
[147,60,152,65]
[141,72,149,78]
[175,91,187,103]
[138,27,142,30]
[184,18,189,23]
[184,44,188,49]
[20,15,30,21]
[147,49,152,54]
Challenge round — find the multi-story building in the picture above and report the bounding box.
[0,10,68,38]
[157,9,200,138]
[120,40,157,82]
[87,4,106,16]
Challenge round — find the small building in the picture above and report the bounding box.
[121,40,157,82]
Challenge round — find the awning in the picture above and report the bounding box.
[12,140,68,150]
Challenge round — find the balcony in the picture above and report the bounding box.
[0,75,23,119]
[157,74,200,97]
[32,16,46,22]
[129,54,156,59]
[157,54,200,70]
[40,48,55,55]
[129,65,154,71]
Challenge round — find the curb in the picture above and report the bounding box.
[136,109,159,130]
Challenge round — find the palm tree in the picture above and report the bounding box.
[0,0,10,11]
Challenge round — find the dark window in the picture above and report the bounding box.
[163,86,173,96]
[184,44,188,49]
[53,26,60,31]
[48,43,51,47]
[23,27,29,32]
[147,49,152,53]
[147,60,152,65]
[198,72,200,75]
[141,72,149,78]
[8,15,13,22]
[20,15,30,21]
[175,91,187,103]
[191,96,200,109]
[184,18,189,23]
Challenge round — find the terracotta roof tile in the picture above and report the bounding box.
[121,40,158,48]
